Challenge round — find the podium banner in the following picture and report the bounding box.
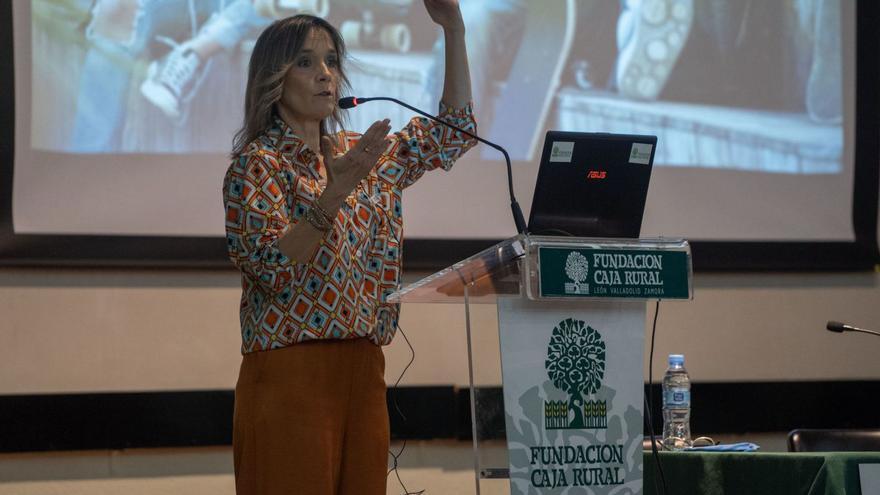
[537,246,690,299]
[498,296,645,494]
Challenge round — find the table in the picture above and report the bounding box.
[643,451,880,495]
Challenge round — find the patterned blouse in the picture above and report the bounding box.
[223,103,477,354]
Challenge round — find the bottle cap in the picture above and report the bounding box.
[668,354,684,366]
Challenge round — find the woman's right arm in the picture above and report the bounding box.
[223,150,301,293]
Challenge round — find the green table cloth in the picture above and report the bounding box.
[643,451,880,495]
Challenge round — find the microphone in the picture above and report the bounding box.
[826,320,880,337]
[339,96,528,234]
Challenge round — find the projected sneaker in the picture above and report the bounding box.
[615,0,693,100]
[140,43,205,121]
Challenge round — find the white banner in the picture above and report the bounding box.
[497,296,645,494]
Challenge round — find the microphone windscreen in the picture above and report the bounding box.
[826,321,847,333]
[338,96,358,109]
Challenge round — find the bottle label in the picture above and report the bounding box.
[664,388,690,407]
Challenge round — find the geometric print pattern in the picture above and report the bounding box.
[223,102,477,354]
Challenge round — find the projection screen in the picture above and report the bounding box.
[2,0,877,269]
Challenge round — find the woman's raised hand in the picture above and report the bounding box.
[320,118,391,199]
[424,0,464,32]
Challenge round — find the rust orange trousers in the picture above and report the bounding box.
[233,338,389,495]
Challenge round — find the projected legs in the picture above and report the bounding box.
[803,0,842,124]
[139,0,272,121]
[73,0,217,151]
[71,39,133,152]
[70,0,314,151]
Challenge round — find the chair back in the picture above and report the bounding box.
[787,429,880,452]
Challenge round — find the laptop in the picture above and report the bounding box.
[527,131,657,238]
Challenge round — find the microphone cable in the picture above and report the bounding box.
[386,321,425,495]
[645,300,669,495]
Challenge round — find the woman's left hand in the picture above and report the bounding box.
[424,0,464,33]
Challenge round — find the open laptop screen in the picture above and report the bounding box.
[527,131,657,238]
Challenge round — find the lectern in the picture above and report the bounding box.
[389,235,692,495]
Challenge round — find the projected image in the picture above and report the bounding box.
[552,0,844,175]
[31,0,446,154]
[32,0,842,175]
[32,0,327,154]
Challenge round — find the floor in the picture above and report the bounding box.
[0,434,787,494]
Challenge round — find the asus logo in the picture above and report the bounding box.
[587,170,607,180]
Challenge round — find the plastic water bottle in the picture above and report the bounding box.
[662,354,692,450]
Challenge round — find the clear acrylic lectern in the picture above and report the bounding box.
[388,235,692,495]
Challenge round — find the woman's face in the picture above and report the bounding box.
[278,28,339,126]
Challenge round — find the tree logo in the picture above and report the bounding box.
[543,318,608,429]
[549,141,574,162]
[564,251,590,295]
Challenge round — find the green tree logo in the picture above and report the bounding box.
[544,318,606,429]
[564,252,589,293]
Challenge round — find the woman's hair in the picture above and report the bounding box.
[230,15,350,158]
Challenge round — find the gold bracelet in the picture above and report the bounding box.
[304,205,331,232]
[311,200,333,225]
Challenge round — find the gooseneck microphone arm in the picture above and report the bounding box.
[339,96,528,234]
[826,320,880,338]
